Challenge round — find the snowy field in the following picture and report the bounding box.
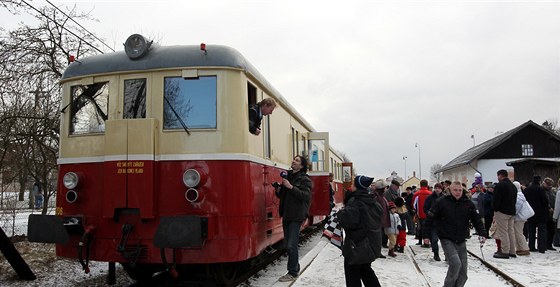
[3,205,560,286]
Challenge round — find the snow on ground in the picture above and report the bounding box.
[244,232,560,287]
[3,208,560,287]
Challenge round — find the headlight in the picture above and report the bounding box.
[63,172,80,189]
[124,34,152,59]
[183,169,201,188]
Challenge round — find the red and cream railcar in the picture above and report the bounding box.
[28,34,344,282]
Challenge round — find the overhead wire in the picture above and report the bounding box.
[20,0,105,54]
[44,0,115,52]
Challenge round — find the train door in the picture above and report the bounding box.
[307,132,331,217]
[102,76,156,219]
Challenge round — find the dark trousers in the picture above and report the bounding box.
[282,220,302,276]
[431,228,440,254]
[344,259,381,287]
[484,215,493,237]
[406,212,415,234]
[417,219,426,243]
[546,219,556,248]
[527,221,547,252]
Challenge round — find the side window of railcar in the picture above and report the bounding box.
[124,79,146,119]
[69,82,109,135]
[163,76,217,129]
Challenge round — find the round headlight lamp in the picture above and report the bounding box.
[124,34,152,59]
[183,169,201,188]
[63,172,80,189]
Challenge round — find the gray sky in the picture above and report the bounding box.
[3,0,560,180]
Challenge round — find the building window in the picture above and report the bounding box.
[521,144,533,156]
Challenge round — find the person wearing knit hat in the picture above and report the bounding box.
[354,175,374,190]
[386,201,401,257]
[338,174,383,286]
[393,196,409,253]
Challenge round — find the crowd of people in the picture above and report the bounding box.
[337,170,560,287]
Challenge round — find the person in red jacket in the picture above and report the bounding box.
[412,179,432,246]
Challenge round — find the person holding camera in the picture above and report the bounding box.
[274,155,312,282]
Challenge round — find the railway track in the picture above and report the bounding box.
[126,224,323,287]
[407,242,526,287]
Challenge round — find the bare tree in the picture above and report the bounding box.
[430,163,443,183]
[0,3,102,213]
[542,119,560,136]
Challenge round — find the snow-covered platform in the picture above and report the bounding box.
[244,233,560,287]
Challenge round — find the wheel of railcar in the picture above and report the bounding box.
[213,263,239,286]
[121,263,160,282]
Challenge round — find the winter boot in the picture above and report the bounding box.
[434,253,441,261]
[388,248,397,257]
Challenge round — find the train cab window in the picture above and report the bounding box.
[124,79,146,119]
[163,76,217,130]
[69,82,109,135]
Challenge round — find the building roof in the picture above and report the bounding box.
[437,120,560,173]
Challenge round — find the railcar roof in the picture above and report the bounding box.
[64,45,258,81]
[62,44,315,132]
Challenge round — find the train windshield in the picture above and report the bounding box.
[163,76,217,130]
[124,78,146,119]
[69,82,109,135]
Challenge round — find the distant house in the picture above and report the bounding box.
[436,120,560,186]
[402,171,421,191]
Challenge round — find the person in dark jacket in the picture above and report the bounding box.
[339,175,382,287]
[274,155,312,282]
[523,175,550,253]
[492,169,517,258]
[372,179,390,252]
[248,98,276,135]
[482,183,495,236]
[423,181,486,287]
[423,182,444,261]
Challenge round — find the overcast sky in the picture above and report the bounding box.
[3,0,560,180]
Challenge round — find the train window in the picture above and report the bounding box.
[69,82,109,135]
[163,76,217,130]
[124,79,146,119]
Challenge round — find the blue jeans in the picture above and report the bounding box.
[441,239,468,287]
[283,220,302,276]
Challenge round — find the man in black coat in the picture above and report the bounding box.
[492,169,517,258]
[523,175,551,253]
[338,175,382,287]
[423,181,486,287]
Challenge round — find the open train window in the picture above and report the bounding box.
[124,78,146,119]
[247,82,257,106]
[69,82,109,135]
[163,76,217,130]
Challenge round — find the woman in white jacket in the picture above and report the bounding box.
[513,181,532,256]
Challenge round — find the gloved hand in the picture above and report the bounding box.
[478,236,486,244]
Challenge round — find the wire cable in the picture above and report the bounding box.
[20,0,104,54]
[44,0,114,52]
